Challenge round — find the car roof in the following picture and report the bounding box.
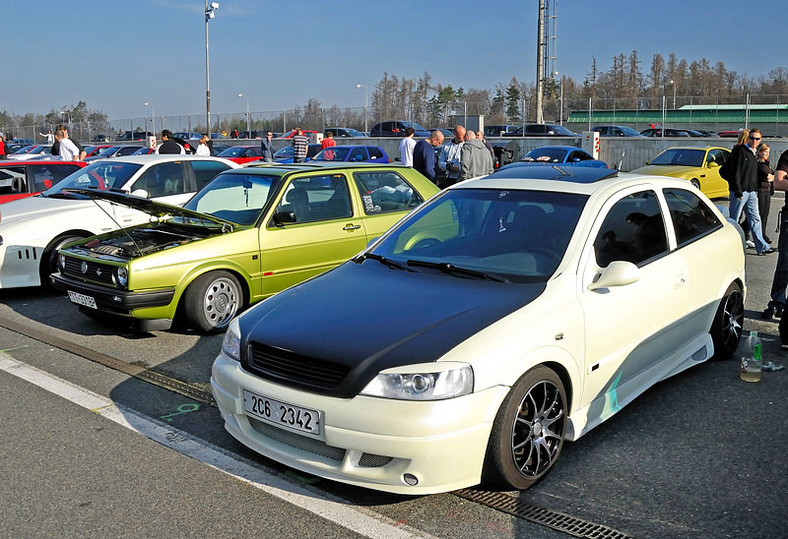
[523,145,585,152]
[487,165,616,184]
[456,168,699,197]
[0,160,85,166]
[240,162,410,173]
[91,154,236,165]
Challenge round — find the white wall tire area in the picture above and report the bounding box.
[710,282,744,360]
[184,271,243,333]
[690,178,701,190]
[483,365,567,490]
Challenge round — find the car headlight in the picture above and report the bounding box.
[360,364,473,401]
[115,267,128,287]
[221,317,241,361]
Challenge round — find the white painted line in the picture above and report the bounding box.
[0,353,433,539]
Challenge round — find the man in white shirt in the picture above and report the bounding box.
[55,128,80,161]
[399,127,416,166]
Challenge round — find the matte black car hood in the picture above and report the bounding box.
[238,261,546,397]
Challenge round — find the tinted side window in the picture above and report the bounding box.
[32,164,80,192]
[130,162,186,197]
[276,174,352,223]
[192,160,231,190]
[664,188,722,247]
[353,171,422,214]
[368,147,385,160]
[349,148,367,162]
[594,190,668,267]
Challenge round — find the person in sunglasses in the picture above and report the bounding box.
[728,128,774,256]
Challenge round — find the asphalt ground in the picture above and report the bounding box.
[0,194,786,538]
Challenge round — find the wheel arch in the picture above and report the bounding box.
[173,264,251,321]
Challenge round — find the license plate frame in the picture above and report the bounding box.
[68,290,97,309]
[243,389,321,436]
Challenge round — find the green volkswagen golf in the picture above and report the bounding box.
[51,163,440,332]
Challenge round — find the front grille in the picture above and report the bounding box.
[246,342,350,391]
[63,257,116,285]
[248,417,345,462]
[247,417,393,469]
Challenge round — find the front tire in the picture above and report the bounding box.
[40,234,85,287]
[484,366,567,490]
[690,178,701,190]
[710,282,744,360]
[183,271,243,333]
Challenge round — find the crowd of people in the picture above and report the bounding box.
[402,124,494,188]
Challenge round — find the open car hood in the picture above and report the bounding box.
[64,188,236,228]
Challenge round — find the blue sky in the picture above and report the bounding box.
[3,0,784,121]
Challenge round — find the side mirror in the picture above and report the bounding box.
[588,260,639,291]
[272,210,297,227]
[130,188,149,198]
[708,161,720,168]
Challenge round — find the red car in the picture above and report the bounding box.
[217,145,264,164]
[0,160,87,203]
[276,129,319,139]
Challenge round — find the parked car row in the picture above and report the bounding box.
[0,138,747,499]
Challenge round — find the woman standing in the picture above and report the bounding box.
[757,142,775,243]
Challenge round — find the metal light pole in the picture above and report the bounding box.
[144,102,155,135]
[670,79,676,110]
[238,93,250,137]
[205,1,219,135]
[355,83,368,133]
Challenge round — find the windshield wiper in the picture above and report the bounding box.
[353,252,412,271]
[406,260,508,282]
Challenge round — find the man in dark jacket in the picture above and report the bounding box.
[728,128,773,255]
[156,130,185,154]
[412,131,445,184]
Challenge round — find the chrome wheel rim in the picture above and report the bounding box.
[202,277,239,329]
[511,380,565,478]
[720,290,744,351]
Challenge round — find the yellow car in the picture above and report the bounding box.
[51,164,440,333]
[631,146,731,199]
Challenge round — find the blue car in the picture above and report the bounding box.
[272,143,322,163]
[508,145,609,169]
[311,145,389,163]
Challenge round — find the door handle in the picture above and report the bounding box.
[343,224,362,231]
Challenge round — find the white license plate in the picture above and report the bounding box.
[68,290,97,309]
[243,390,320,435]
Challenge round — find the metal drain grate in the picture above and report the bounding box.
[455,489,634,539]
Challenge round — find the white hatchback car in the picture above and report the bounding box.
[0,155,239,288]
[211,166,746,495]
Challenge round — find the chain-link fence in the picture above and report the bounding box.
[6,94,788,143]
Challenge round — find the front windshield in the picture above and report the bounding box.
[522,148,568,163]
[218,147,247,158]
[618,126,642,136]
[314,147,350,161]
[551,125,576,136]
[403,121,428,131]
[184,172,279,225]
[371,188,588,282]
[95,146,121,157]
[274,146,293,158]
[44,161,143,195]
[650,148,705,167]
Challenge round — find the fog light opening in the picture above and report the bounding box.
[403,473,419,486]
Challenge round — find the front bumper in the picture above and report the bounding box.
[211,352,510,495]
[50,272,175,319]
